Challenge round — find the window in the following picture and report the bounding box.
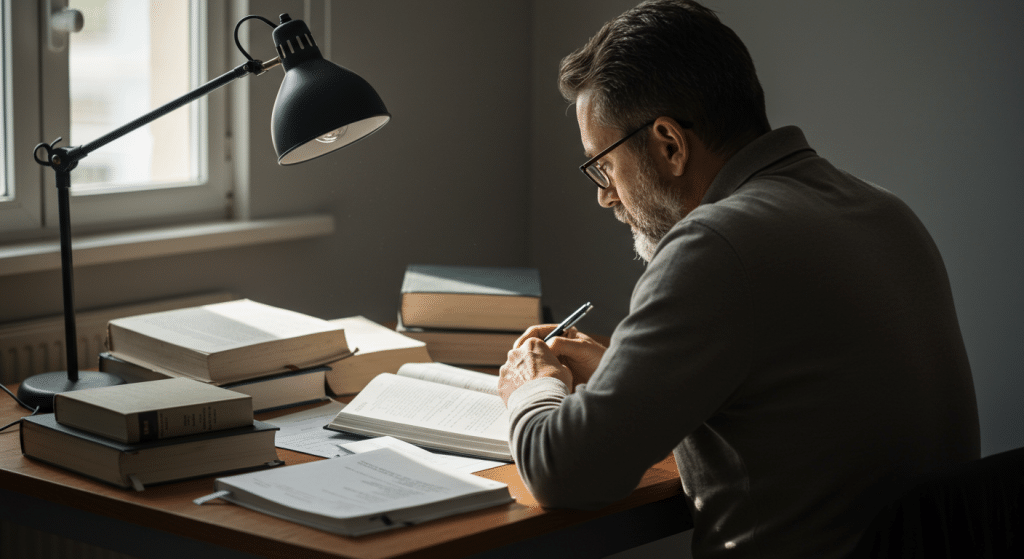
[1,0,10,199]
[0,0,230,236]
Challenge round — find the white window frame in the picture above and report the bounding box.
[1,0,232,237]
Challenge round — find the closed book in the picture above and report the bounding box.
[324,316,432,396]
[395,316,518,366]
[221,367,329,413]
[105,299,351,384]
[53,377,252,443]
[207,447,511,536]
[326,363,510,461]
[20,414,281,491]
[98,353,330,414]
[399,264,541,331]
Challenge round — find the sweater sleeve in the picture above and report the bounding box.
[507,219,755,509]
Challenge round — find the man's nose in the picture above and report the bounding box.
[598,184,620,208]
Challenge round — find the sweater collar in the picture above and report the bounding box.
[700,126,817,206]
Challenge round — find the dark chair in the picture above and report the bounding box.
[854,446,1024,558]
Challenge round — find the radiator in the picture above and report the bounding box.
[0,292,234,385]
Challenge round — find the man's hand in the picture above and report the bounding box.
[498,325,609,406]
[514,325,608,387]
[499,338,572,406]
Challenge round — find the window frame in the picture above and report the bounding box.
[0,0,233,238]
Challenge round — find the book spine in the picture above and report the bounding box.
[146,401,251,441]
[136,410,159,442]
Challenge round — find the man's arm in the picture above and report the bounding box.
[500,221,755,509]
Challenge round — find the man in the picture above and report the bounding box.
[497,1,981,557]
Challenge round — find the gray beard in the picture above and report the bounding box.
[614,153,689,263]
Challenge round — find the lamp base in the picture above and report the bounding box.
[17,371,126,413]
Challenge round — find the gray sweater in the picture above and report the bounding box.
[507,126,980,558]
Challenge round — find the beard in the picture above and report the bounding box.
[613,152,690,262]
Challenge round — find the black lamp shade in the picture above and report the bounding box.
[271,16,390,165]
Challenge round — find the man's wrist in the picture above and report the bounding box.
[507,376,570,410]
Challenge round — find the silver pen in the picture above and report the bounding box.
[543,302,594,342]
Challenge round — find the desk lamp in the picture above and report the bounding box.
[17,13,390,413]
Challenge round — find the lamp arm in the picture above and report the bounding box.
[68,62,252,164]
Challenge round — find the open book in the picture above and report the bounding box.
[325,363,510,461]
[203,447,511,536]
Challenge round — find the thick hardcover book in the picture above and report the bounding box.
[326,363,510,461]
[98,353,330,414]
[395,316,518,366]
[324,316,433,396]
[53,377,252,443]
[207,447,511,536]
[105,299,351,384]
[399,264,541,331]
[20,414,281,491]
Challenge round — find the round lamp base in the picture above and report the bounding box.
[17,371,126,413]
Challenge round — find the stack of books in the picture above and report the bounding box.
[98,299,353,412]
[20,378,282,490]
[395,264,542,366]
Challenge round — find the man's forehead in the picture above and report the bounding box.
[575,92,604,157]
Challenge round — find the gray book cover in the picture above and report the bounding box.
[401,264,541,298]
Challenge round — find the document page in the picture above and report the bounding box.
[395,362,499,396]
[216,447,508,519]
[264,400,364,457]
[340,436,505,474]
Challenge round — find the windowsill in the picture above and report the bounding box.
[0,215,335,277]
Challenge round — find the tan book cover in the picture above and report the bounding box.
[53,377,253,443]
[395,317,518,366]
[324,316,432,396]
[399,265,541,331]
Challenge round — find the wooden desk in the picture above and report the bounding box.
[1,385,690,559]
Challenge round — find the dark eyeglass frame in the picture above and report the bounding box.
[579,119,693,189]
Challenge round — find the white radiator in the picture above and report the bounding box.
[0,293,234,385]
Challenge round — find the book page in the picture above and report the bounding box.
[341,374,507,439]
[396,363,499,396]
[111,300,344,353]
[216,447,507,520]
[340,436,505,474]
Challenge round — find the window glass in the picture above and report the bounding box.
[68,0,203,192]
[1,0,10,199]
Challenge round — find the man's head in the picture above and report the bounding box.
[560,0,770,261]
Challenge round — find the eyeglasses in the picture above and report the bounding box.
[578,119,692,189]
[579,121,655,189]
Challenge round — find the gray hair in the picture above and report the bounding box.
[558,0,770,157]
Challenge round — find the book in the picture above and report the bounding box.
[325,362,510,461]
[395,317,518,366]
[53,377,252,443]
[98,353,330,414]
[105,299,351,384]
[205,447,511,536]
[323,316,433,396]
[399,264,542,331]
[221,367,329,413]
[21,414,281,491]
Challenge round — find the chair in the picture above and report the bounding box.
[854,445,1024,558]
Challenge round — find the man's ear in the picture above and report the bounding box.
[651,117,690,177]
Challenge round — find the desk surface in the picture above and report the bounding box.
[1,384,687,559]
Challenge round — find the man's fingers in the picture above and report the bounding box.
[514,324,559,348]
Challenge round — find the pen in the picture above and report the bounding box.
[543,302,594,342]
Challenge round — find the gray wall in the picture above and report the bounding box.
[531,0,1024,457]
[0,0,533,326]
[2,1,1020,462]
